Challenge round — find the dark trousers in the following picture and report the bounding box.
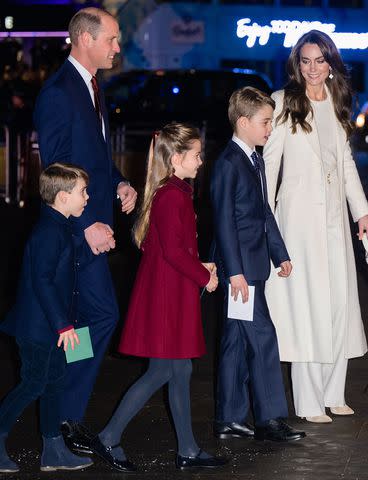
[0,339,66,437]
[216,281,288,426]
[60,253,119,421]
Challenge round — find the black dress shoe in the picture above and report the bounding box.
[176,449,228,470]
[61,421,94,454]
[89,437,136,473]
[214,421,254,439]
[254,419,306,442]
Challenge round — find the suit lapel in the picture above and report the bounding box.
[65,62,107,146]
[229,141,265,202]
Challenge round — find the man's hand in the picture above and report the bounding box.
[230,274,249,303]
[358,214,368,240]
[278,260,292,277]
[57,328,79,352]
[117,183,137,214]
[84,222,115,255]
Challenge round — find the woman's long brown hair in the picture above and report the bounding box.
[277,30,354,137]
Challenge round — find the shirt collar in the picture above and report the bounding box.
[232,135,256,160]
[68,55,93,87]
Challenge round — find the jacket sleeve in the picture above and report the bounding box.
[154,190,210,287]
[34,86,97,229]
[29,227,72,334]
[343,140,368,222]
[210,156,243,278]
[263,90,287,212]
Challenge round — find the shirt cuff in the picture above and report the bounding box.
[58,325,74,334]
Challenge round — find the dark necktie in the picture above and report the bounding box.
[91,76,102,125]
[251,150,267,203]
[251,151,261,177]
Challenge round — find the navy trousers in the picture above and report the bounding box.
[0,339,66,437]
[216,281,288,426]
[60,253,119,421]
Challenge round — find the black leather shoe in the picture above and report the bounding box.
[176,449,228,470]
[89,437,136,473]
[61,421,94,454]
[214,421,254,439]
[254,419,306,442]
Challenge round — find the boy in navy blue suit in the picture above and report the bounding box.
[211,87,305,442]
[0,163,93,473]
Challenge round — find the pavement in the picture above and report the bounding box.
[1,183,368,480]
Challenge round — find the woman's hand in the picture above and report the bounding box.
[358,214,368,240]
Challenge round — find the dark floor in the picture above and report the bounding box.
[1,190,368,480]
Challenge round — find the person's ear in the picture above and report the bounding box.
[56,190,68,204]
[238,116,249,130]
[171,152,182,168]
[80,31,93,48]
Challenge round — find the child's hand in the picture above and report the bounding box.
[202,262,217,275]
[278,261,292,278]
[230,274,248,303]
[57,328,80,352]
[206,272,218,292]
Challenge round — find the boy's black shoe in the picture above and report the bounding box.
[61,420,93,454]
[214,421,254,439]
[254,419,306,442]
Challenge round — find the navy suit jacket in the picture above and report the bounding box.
[210,140,289,283]
[1,205,78,344]
[33,60,125,235]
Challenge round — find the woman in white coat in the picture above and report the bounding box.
[264,30,368,423]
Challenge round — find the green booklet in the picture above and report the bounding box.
[65,326,94,363]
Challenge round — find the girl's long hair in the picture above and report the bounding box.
[277,29,354,137]
[133,122,201,248]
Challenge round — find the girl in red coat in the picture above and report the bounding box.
[95,123,227,471]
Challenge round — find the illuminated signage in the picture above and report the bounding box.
[236,18,368,50]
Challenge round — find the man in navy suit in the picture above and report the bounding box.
[33,7,137,455]
[211,87,305,442]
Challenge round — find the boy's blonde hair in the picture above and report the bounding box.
[133,122,201,248]
[39,163,89,205]
[228,86,275,131]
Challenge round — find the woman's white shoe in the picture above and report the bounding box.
[305,415,332,423]
[330,405,354,415]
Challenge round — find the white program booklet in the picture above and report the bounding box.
[227,284,255,321]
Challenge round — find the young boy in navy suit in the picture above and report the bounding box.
[211,87,306,442]
[0,163,93,473]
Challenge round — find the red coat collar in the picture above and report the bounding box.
[167,175,193,195]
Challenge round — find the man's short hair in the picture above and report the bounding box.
[68,8,114,45]
[39,163,89,205]
[228,86,275,131]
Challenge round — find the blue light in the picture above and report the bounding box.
[172,86,180,94]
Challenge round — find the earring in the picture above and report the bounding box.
[328,68,334,80]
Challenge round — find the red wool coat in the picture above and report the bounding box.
[119,175,210,359]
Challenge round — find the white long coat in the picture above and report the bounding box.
[264,89,368,363]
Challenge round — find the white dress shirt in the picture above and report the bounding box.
[232,134,264,200]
